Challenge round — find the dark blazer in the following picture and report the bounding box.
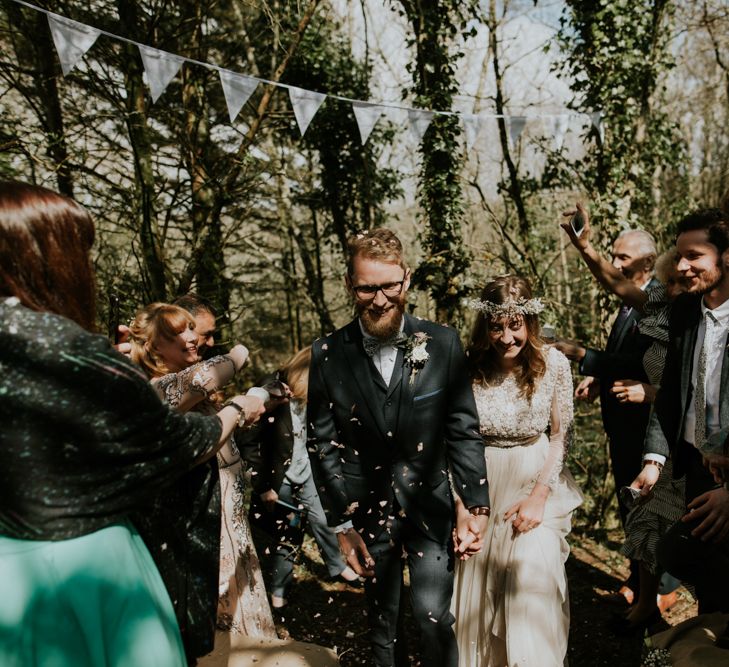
[644,293,729,475]
[580,278,661,442]
[242,402,295,496]
[307,314,489,545]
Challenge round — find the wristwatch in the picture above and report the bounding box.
[468,506,490,517]
[224,400,247,428]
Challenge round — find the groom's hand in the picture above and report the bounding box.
[337,528,375,577]
[454,512,487,560]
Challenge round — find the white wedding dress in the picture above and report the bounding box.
[452,347,583,667]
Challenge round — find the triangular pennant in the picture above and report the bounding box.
[461,114,485,151]
[591,111,604,142]
[408,109,435,144]
[47,13,100,76]
[138,45,185,103]
[219,70,258,123]
[550,114,569,151]
[508,116,527,147]
[352,102,384,145]
[288,86,326,136]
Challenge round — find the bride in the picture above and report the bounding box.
[452,275,582,667]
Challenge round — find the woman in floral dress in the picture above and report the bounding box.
[129,303,276,662]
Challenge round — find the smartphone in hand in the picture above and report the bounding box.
[570,210,587,237]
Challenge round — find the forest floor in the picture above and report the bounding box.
[262,528,698,667]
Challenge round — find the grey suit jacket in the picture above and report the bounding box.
[643,293,729,473]
[307,313,489,544]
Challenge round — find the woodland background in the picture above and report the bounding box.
[1,0,728,578]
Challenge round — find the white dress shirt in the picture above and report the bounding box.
[682,297,729,446]
[647,295,729,466]
[359,318,405,386]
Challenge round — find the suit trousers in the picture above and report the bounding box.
[269,475,346,598]
[364,511,457,667]
[657,444,729,613]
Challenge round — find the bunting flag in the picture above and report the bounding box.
[219,70,259,123]
[352,102,384,145]
[288,86,326,136]
[590,111,604,142]
[27,1,606,154]
[47,12,100,76]
[138,45,185,103]
[508,116,527,147]
[408,109,435,144]
[548,114,568,151]
[461,114,484,151]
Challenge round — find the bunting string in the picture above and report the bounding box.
[9,0,604,146]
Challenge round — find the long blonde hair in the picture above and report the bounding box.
[129,303,195,378]
[467,276,546,400]
[281,346,312,402]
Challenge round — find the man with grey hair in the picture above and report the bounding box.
[557,223,660,603]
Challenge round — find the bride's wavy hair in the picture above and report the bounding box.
[466,275,546,400]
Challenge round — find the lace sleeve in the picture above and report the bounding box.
[154,355,236,412]
[535,350,574,490]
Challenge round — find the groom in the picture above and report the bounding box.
[307,228,490,667]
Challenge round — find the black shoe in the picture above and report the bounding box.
[610,609,664,637]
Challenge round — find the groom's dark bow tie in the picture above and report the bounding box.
[362,332,408,357]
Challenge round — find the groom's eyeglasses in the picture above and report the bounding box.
[351,271,408,301]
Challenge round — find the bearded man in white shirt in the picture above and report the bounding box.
[633,208,729,614]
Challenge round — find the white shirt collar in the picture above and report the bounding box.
[701,296,729,325]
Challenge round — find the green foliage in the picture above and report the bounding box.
[553,0,689,246]
[395,0,480,321]
[285,18,402,253]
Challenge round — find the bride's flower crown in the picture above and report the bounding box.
[463,296,545,319]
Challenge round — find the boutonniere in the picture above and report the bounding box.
[404,332,431,385]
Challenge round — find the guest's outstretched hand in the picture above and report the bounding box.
[560,201,592,251]
[575,376,599,402]
[611,379,657,404]
[683,487,729,543]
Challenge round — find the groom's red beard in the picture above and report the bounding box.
[358,297,406,340]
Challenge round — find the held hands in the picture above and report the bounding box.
[683,487,729,543]
[453,510,488,561]
[611,379,657,405]
[337,528,375,577]
[575,376,599,402]
[560,201,593,252]
[504,484,548,535]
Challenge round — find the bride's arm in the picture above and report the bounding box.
[537,351,574,490]
[154,344,249,413]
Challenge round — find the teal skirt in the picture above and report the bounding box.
[0,521,186,667]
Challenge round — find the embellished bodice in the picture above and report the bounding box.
[472,347,574,488]
[155,355,240,467]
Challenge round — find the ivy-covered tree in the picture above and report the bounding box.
[393,0,478,322]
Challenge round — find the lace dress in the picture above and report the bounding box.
[452,347,582,667]
[155,357,276,641]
